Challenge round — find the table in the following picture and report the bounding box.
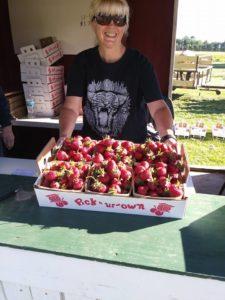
[0,160,224,299]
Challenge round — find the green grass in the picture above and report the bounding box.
[172,88,225,166]
[195,51,225,63]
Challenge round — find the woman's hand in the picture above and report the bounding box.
[2,125,15,149]
[164,137,177,149]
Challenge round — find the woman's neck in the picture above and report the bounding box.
[98,45,126,63]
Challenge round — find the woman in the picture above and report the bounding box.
[60,0,176,145]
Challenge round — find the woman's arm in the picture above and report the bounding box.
[59,96,82,138]
[147,99,176,145]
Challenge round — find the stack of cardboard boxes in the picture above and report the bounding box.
[18,41,65,117]
[5,91,27,119]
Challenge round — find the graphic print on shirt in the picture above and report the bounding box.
[84,79,131,136]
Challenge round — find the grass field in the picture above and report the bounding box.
[196,51,225,63]
[172,88,225,166]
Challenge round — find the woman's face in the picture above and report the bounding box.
[92,15,127,50]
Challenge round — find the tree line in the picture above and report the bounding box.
[176,36,225,51]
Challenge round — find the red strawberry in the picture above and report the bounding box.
[108,184,121,194]
[45,171,57,182]
[95,143,105,154]
[120,168,132,181]
[146,140,158,152]
[104,150,115,160]
[121,141,134,152]
[73,178,84,190]
[139,169,152,181]
[137,185,148,195]
[50,181,60,189]
[56,150,69,161]
[112,140,120,149]
[155,162,167,169]
[156,167,167,177]
[72,152,83,162]
[72,166,80,177]
[134,150,143,161]
[168,184,183,197]
[149,191,159,197]
[102,136,114,147]
[147,181,157,191]
[91,181,108,193]
[92,153,104,163]
[71,139,82,151]
[134,164,146,175]
[99,173,111,184]
[139,161,150,169]
[167,164,179,175]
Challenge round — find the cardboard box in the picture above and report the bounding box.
[23,80,63,95]
[34,139,191,219]
[212,124,225,139]
[34,103,62,117]
[34,95,63,110]
[21,73,63,84]
[11,106,27,118]
[20,64,64,76]
[19,41,62,63]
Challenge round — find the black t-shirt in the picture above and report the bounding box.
[67,46,163,143]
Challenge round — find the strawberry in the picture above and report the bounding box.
[73,178,84,190]
[149,191,159,197]
[168,184,183,198]
[137,185,148,195]
[155,162,167,169]
[167,164,179,175]
[121,141,134,152]
[91,181,108,193]
[50,181,60,189]
[92,153,104,163]
[101,136,114,147]
[71,166,80,178]
[112,140,120,149]
[134,150,143,161]
[44,171,57,182]
[139,161,150,169]
[139,169,152,181]
[147,181,157,191]
[120,168,132,181]
[104,150,115,160]
[134,164,146,175]
[156,166,167,177]
[56,150,69,161]
[99,173,111,184]
[108,184,121,194]
[145,140,158,152]
[71,139,82,151]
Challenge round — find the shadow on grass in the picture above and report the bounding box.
[172,93,184,101]
[181,99,225,115]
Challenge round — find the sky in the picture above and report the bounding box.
[176,0,225,42]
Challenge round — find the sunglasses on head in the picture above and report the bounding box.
[93,14,127,27]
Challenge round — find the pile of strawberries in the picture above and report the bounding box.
[87,160,132,195]
[41,136,185,198]
[41,161,89,191]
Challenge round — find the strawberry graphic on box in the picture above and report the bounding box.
[46,194,68,207]
[150,203,174,216]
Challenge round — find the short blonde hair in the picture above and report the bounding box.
[90,0,130,26]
